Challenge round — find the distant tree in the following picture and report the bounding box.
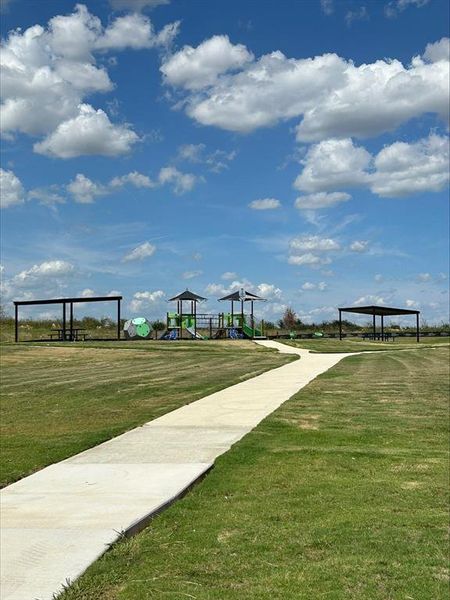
[0,304,8,320]
[263,320,277,330]
[151,320,166,331]
[281,307,298,330]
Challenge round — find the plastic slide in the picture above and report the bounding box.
[186,325,203,339]
[242,323,263,338]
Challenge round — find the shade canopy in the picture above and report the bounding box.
[338,305,419,316]
[218,289,266,302]
[13,295,122,306]
[168,289,206,302]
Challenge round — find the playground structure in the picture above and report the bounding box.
[160,288,267,340]
[123,317,152,340]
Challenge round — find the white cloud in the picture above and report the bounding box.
[294,191,351,210]
[294,134,449,199]
[158,166,199,194]
[221,272,237,280]
[371,134,449,197]
[301,281,328,291]
[345,6,369,27]
[1,4,177,155]
[385,0,430,19]
[96,13,178,51]
[182,270,202,280]
[109,0,170,11]
[288,253,331,266]
[249,198,281,210]
[123,241,156,262]
[0,168,25,208]
[79,288,95,297]
[12,260,75,288]
[374,274,384,282]
[130,289,165,312]
[406,298,420,308]
[290,235,340,252]
[27,187,65,206]
[34,104,139,158]
[67,173,107,204]
[294,138,371,193]
[110,171,155,188]
[177,143,236,173]
[161,34,253,90]
[256,283,282,299]
[354,294,388,306]
[417,272,432,282]
[161,36,449,141]
[350,240,369,252]
[320,0,334,15]
[423,38,450,63]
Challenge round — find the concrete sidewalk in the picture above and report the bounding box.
[1,341,352,600]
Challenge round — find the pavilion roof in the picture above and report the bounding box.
[338,305,420,316]
[168,289,207,302]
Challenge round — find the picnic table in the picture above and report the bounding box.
[49,328,87,341]
[362,332,395,342]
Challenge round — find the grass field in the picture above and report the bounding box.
[0,341,293,487]
[59,346,449,600]
[284,336,449,353]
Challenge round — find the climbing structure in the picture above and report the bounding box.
[217,288,266,339]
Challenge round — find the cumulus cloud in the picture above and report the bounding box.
[110,171,155,188]
[295,191,351,210]
[130,289,165,312]
[354,294,388,305]
[27,187,65,206]
[1,4,177,156]
[12,260,75,287]
[371,134,449,197]
[158,166,200,194]
[34,104,139,158]
[161,35,253,90]
[0,168,25,208]
[221,272,237,280]
[161,36,449,141]
[67,173,107,203]
[350,240,369,252]
[249,198,281,210]
[423,38,450,63]
[122,241,156,262]
[294,134,449,199]
[288,235,339,268]
[294,138,371,193]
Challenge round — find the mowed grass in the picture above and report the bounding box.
[285,335,449,353]
[0,341,293,487]
[59,346,449,600]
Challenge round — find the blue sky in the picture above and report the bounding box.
[1,0,449,324]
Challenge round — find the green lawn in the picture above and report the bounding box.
[59,346,449,600]
[0,341,293,487]
[284,335,449,353]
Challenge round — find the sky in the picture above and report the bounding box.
[0,0,449,325]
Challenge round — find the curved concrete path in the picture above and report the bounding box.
[1,341,352,600]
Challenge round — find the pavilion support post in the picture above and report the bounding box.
[117,299,121,340]
[339,309,342,340]
[231,300,234,328]
[381,315,384,341]
[194,300,197,339]
[62,302,66,341]
[14,303,18,343]
[416,312,420,343]
[241,300,244,331]
[70,302,74,341]
[209,318,212,339]
[251,300,254,333]
[372,309,376,340]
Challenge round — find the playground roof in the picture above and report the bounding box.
[338,305,420,316]
[168,289,206,302]
[218,290,266,302]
